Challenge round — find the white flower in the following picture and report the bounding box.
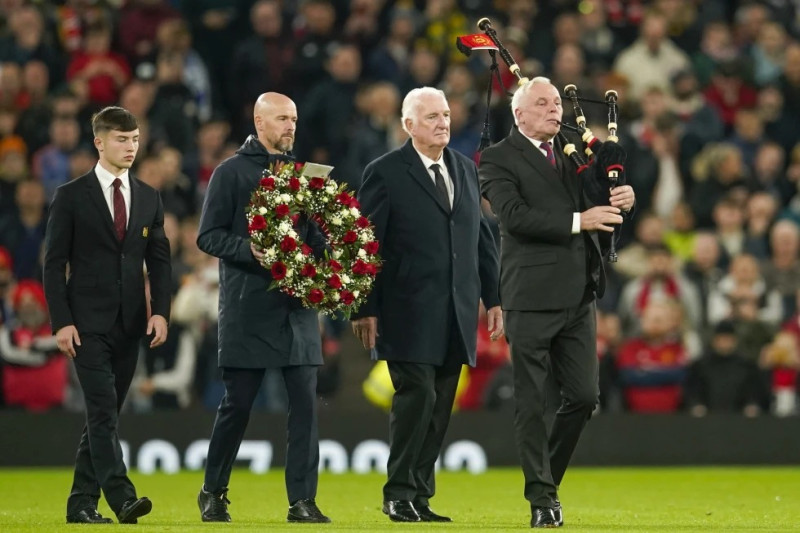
[295,193,304,202]
[332,292,340,301]
[295,252,304,262]
[359,232,370,243]
[265,248,276,259]
[280,193,292,203]
[333,249,343,259]
[288,229,298,239]
[341,274,351,284]
[357,248,367,258]
[330,216,342,226]
[326,183,336,193]
[279,222,292,234]
[353,290,360,298]
[299,176,308,185]
[350,207,360,217]
[285,268,293,278]
[340,209,351,219]
[258,207,268,215]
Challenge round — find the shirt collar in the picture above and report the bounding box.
[519,130,555,150]
[95,163,130,190]
[413,146,445,172]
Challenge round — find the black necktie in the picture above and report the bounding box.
[429,163,450,212]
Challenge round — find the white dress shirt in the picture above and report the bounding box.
[414,147,454,208]
[520,131,581,235]
[94,162,131,223]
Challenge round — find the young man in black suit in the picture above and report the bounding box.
[196,92,330,524]
[351,87,502,523]
[44,106,171,524]
[479,77,635,528]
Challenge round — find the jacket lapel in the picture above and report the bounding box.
[124,177,144,244]
[85,171,118,241]
[509,127,575,208]
[443,148,464,213]
[401,140,451,215]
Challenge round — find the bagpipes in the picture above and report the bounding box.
[457,18,627,261]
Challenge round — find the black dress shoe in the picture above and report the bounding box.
[415,504,451,522]
[117,497,152,524]
[382,500,420,522]
[198,487,231,522]
[287,499,331,523]
[530,506,557,528]
[553,499,563,527]
[66,509,114,524]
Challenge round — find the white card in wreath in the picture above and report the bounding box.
[301,163,334,178]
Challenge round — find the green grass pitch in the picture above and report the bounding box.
[0,468,798,531]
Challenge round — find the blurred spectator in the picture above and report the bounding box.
[15,60,53,155]
[185,118,230,198]
[616,299,688,413]
[155,18,212,123]
[708,253,783,329]
[758,85,800,157]
[689,144,748,229]
[418,0,469,66]
[732,2,772,53]
[711,195,764,266]
[779,43,800,116]
[759,331,799,416]
[0,134,28,213]
[118,0,180,68]
[663,201,696,262]
[0,280,66,411]
[727,107,765,171]
[366,7,416,85]
[750,21,789,87]
[0,246,13,323]
[743,191,778,259]
[0,180,46,281]
[653,0,703,52]
[703,60,758,131]
[578,0,618,69]
[749,140,793,204]
[761,220,800,319]
[0,61,24,109]
[296,43,361,175]
[289,0,339,102]
[682,231,724,336]
[66,21,131,106]
[446,94,480,161]
[596,309,623,412]
[52,0,115,55]
[229,0,294,137]
[685,320,764,416]
[32,117,82,202]
[342,0,385,58]
[0,5,64,87]
[615,211,665,279]
[613,11,690,101]
[399,45,442,96]
[618,243,702,338]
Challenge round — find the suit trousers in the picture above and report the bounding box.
[383,311,463,505]
[67,315,140,515]
[204,365,319,504]
[505,300,599,508]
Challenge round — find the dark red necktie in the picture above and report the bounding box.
[540,141,556,167]
[112,178,127,241]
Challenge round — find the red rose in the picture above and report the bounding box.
[309,177,325,189]
[342,230,358,244]
[329,259,343,272]
[300,263,317,278]
[248,215,267,232]
[275,204,290,218]
[349,197,361,209]
[271,261,287,280]
[288,177,301,191]
[260,177,275,190]
[335,191,352,205]
[280,235,297,253]
[340,289,355,305]
[295,162,305,172]
[352,259,368,275]
[365,241,379,255]
[365,263,377,276]
[301,243,313,256]
[327,274,342,289]
[355,216,369,229]
[308,288,324,304]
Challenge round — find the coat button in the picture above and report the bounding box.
[452,253,457,259]
[450,221,455,227]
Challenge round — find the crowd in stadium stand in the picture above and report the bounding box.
[0,0,799,416]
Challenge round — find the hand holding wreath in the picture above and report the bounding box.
[247,161,380,316]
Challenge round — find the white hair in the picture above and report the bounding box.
[511,76,553,125]
[401,86,446,135]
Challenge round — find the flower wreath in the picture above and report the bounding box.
[246,160,380,316]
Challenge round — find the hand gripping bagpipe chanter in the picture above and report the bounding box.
[457,18,626,261]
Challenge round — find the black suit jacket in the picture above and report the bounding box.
[43,169,172,336]
[479,127,610,311]
[352,140,500,366]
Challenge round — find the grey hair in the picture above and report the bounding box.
[401,86,447,135]
[511,76,552,125]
